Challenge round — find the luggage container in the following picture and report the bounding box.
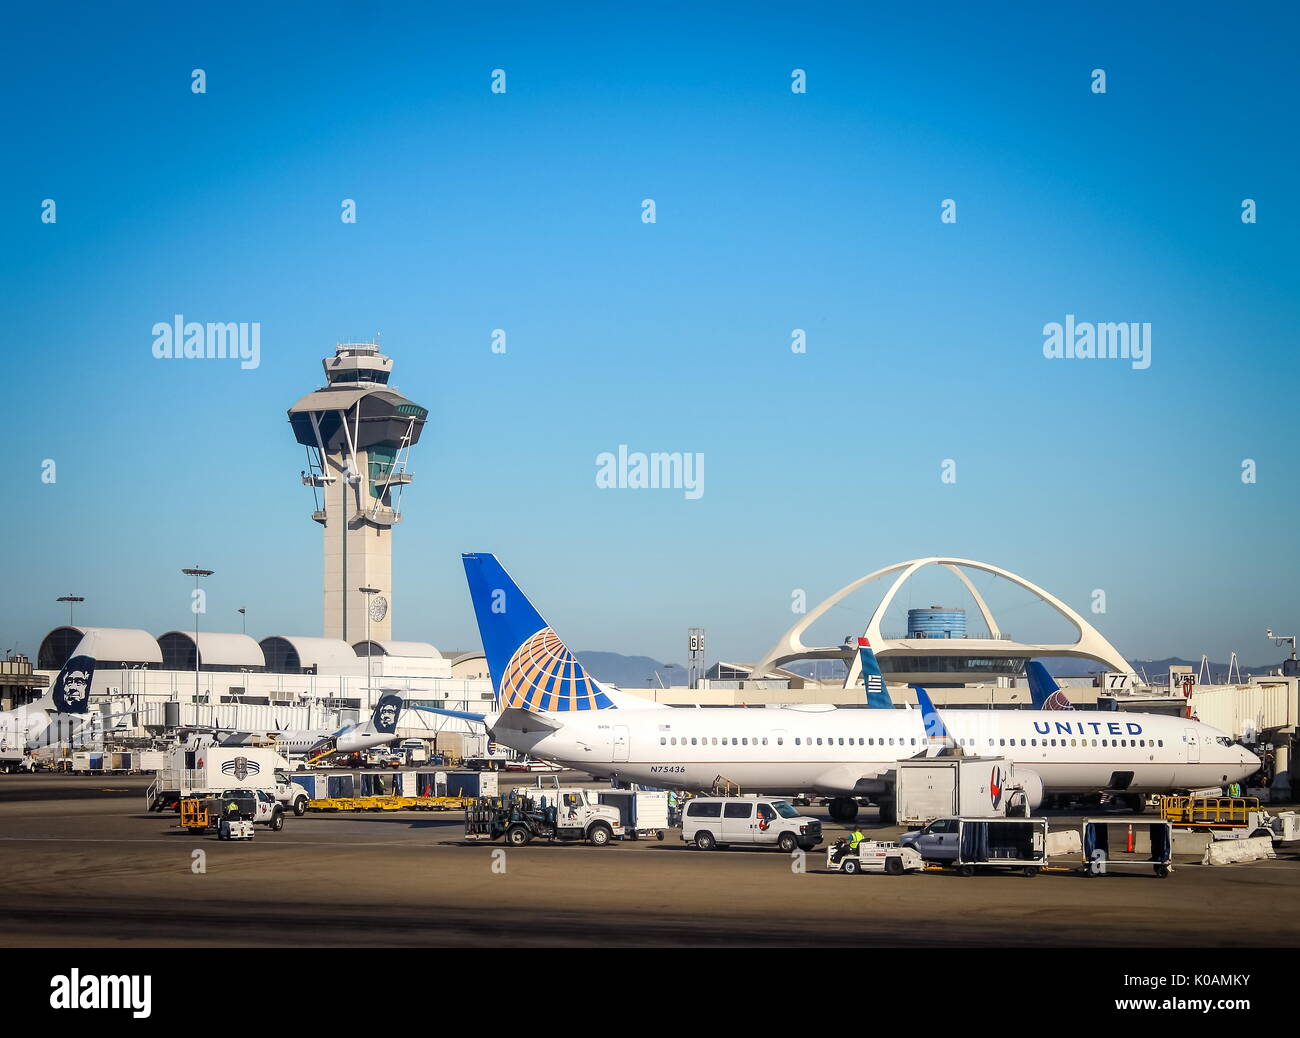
[597,790,670,839]
[289,773,328,800]
[326,773,355,799]
[444,770,498,798]
[391,771,424,797]
[951,817,1049,877]
[1081,819,1173,877]
[895,757,1036,827]
[359,772,395,796]
[414,771,445,797]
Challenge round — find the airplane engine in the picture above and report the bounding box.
[1009,768,1044,812]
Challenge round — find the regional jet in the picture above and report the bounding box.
[0,652,99,768]
[188,694,406,763]
[419,554,1258,823]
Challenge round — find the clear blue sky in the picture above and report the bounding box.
[3,2,1298,669]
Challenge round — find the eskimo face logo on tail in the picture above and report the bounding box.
[221,757,260,781]
[373,694,402,734]
[52,655,95,714]
[499,628,614,711]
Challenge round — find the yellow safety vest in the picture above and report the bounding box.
[849,830,864,850]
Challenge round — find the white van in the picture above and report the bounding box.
[681,797,822,851]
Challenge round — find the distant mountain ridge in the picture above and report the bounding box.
[574,652,682,689]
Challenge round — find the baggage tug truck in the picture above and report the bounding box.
[465,787,625,846]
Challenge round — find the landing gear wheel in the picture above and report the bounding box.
[777,832,799,853]
[694,830,717,851]
[877,798,896,826]
[959,864,975,877]
[506,824,531,846]
[885,856,905,876]
[828,797,859,824]
[588,824,612,846]
[1127,794,1147,814]
[843,858,861,875]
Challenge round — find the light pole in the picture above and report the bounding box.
[56,596,84,626]
[238,607,246,635]
[182,568,214,705]
[359,586,383,710]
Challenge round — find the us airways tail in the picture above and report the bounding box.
[857,638,893,708]
[461,553,661,713]
[1025,660,1074,710]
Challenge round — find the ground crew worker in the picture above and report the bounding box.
[849,828,865,853]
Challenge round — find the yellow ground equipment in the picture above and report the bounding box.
[1158,796,1261,829]
[307,795,474,812]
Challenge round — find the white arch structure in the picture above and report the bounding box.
[748,557,1133,687]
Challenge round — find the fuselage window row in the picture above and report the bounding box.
[656,735,1167,749]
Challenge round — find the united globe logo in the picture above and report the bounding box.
[499,628,614,711]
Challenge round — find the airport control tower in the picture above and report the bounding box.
[288,339,428,642]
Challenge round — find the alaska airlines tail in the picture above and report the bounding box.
[366,693,403,735]
[42,654,96,715]
[1025,660,1074,710]
[462,553,616,712]
[857,638,893,708]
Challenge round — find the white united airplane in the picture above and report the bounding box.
[419,553,1259,823]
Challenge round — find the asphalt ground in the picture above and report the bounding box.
[1,773,1296,947]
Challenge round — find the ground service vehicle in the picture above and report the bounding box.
[826,839,923,875]
[1081,818,1173,877]
[894,757,1036,826]
[180,789,285,840]
[681,797,822,852]
[464,788,624,846]
[596,789,669,840]
[148,746,306,814]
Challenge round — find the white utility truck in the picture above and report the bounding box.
[894,757,1038,828]
[148,746,309,816]
[464,786,625,846]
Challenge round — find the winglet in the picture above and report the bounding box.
[914,686,960,756]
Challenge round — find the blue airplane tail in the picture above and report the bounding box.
[914,686,952,744]
[48,654,96,715]
[1025,660,1074,710]
[462,553,615,712]
[857,638,893,708]
[369,693,403,734]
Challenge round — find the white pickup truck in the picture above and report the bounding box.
[214,789,287,832]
